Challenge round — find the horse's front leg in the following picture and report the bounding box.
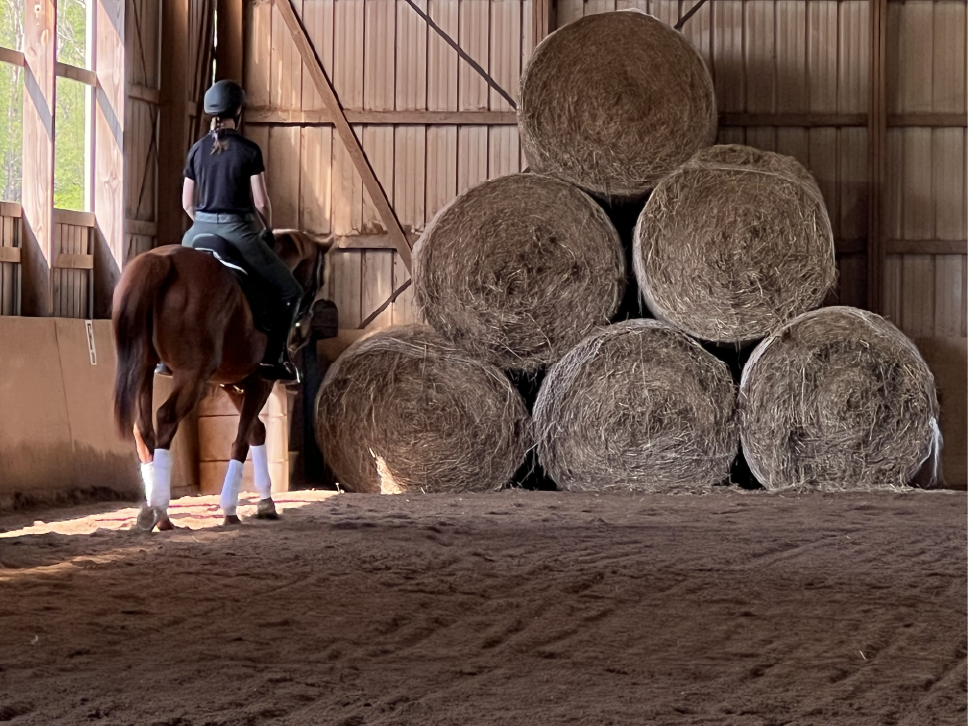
[219,377,275,525]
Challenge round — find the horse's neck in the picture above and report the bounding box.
[272,231,309,272]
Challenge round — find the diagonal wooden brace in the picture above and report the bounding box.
[275,0,412,272]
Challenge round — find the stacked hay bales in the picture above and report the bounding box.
[315,10,940,495]
[534,320,737,493]
[413,173,626,372]
[740,307,942,491]
[633,144,837,344]
[518,10,717,198]
[315,326,531,494]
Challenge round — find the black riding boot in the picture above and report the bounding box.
[259,301,301,385]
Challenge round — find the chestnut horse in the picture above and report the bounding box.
[112,231,329,531]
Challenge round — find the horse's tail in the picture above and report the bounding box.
[112,252,171,438]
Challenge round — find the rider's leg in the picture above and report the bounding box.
[228,224,305,382]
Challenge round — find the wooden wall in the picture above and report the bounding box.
[882,0,966,337]
[125,0,162,262]
[244,0,540,328]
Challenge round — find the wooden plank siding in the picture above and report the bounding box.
[248,0,537,329]
[883,0,968,341]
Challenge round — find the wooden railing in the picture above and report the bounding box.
[0,201,21,316]
[52,209,95,319]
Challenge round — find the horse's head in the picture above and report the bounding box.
[272,229,334,351]
[272,229,333,303]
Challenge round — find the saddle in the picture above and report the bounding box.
[190,234,280,338]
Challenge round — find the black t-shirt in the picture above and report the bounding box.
[183,130,265,214]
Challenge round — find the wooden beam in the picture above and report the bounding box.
[92,0,125,318]
[0,248,21,264]
[157,0,190,249]
[886,239,968,255]
[128,83,161,105]
[52,253,95,270]
[245,107,519,126]
[867,0,887,313]
[336,233,420,250]
[360,278,413,330]
[126,219,158,237]
[215,0,244,83]
[275,0,412,272]
[0,202,22,218]
[54,209,96,228]
[246,108,967,130]
[0,46,24,66]
[532,0,553,49]
[887,113,968,128]
[20,0,56,316]
[55,61,96,86]
[721,113,867,128]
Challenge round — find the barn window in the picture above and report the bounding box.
[0,59,22,203]
[0,0,24,203]
[53,0,94,212]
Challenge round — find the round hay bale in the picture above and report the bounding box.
[633,144,837,345]
[740,306,941,491]
[414,173,626,372]
[518,10,717,198]
[534,320,738,492]
[315,325,532,494]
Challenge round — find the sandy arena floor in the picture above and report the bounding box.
[0,488,965,725]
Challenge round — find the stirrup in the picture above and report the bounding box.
[259,360,300,385]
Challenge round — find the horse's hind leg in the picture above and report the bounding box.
[218,377,274,524]
[138,370,210,532]
[134,366,157,505]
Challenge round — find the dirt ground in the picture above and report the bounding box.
[0,488,965,726]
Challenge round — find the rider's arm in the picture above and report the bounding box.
[182,178,195,221]
[250,172,272,229]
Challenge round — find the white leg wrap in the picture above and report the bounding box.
[141,461,155,505]
[220,459,244,516]
[251,444,272,500]
[150,449,172,512]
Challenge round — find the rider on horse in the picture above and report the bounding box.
[179,79,303,383]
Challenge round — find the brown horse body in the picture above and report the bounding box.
[112,231,326,530]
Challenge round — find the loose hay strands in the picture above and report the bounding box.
[414,173,626,372]
[634,144,838,345]
[315,326,532,494]
[740,306,942,491]
[534,320,738,493]
[518,10,717,199]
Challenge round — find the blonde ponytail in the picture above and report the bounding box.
[210,117,227,155]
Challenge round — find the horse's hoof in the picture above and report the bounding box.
[136,506,162,532]
[255,499,280,520]
[157,517,177,532]
[222,514,242,526]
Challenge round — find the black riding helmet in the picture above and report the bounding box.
[204,79,246,118]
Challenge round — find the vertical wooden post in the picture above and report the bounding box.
[21,0,56,316]
[157,0,189,247]
[216,0,244,83]
[533,0,554,47]
[92,0,125,318]
[867,0,887,313]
